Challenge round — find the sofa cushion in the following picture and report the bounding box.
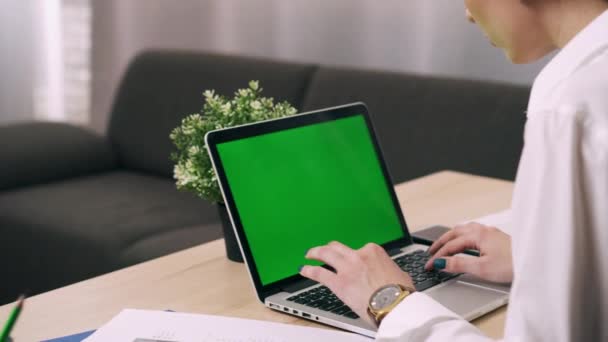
[301,67,530,182]
[107,50,317,178]
[0,122,116,191]
[0,171,221,303]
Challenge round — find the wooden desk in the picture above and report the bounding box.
[0,171,513,341]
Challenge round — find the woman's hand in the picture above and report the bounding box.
[425,222,513,283]
[299,241,414,325]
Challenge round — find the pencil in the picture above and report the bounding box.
[0,295,25,342]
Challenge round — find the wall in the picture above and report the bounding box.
[0,0,36,124]
[91,0,552,133]
[0,0,91,125]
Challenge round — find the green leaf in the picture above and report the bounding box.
[170,81,297,203]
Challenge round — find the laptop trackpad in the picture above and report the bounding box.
[425,281,507,318]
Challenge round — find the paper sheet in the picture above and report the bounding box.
[84,309,372,342]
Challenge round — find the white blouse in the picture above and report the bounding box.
[377,9,608,342]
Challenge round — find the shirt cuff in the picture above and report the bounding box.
[377,292,462,339]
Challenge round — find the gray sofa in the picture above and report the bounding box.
[0,50,529,304]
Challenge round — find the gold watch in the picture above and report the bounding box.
[367,284,414,326]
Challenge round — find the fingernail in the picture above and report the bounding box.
[433,258,446,270]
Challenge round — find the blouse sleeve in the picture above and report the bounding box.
[376,292,493,341]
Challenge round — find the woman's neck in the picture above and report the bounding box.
[543,1,608,48]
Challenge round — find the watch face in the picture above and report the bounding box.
[370,285,402,311]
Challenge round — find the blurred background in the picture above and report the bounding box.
[1,0,552,132]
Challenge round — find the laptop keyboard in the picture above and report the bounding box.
[394,250,459,291]
[287,285,360,319]
[286,249,458,319]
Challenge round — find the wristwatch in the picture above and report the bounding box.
[367,284,414,326]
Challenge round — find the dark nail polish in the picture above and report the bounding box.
[433,258,446,270]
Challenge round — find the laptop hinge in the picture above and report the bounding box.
[282,278,318,293]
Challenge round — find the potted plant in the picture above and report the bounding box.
[170,81,297,262]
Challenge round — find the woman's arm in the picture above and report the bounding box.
[502,108,608,341]
[379,106,608,341]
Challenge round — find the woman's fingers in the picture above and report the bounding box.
[424,236,470,270]
[305,242,352,270]
[427,229,457,255]
[435,235,476,257]
[327,241,356,258]
[423,223,513,283]
[427,224,472,255]
[434,255,483,276]
[300,266,337,289]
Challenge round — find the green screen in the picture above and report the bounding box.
[217,115,404,286]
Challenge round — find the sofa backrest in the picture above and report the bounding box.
[301,67,530,182]
[108,50,530,183]
[107,50,316,177]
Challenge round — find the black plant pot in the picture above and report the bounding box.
[217,203,244,262]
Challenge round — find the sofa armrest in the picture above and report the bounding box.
[0,122,117,191]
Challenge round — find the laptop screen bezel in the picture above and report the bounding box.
[205,102,413,301]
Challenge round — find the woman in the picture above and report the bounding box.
[300,1,608,341]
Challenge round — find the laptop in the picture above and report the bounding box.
[205,103,510,337]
